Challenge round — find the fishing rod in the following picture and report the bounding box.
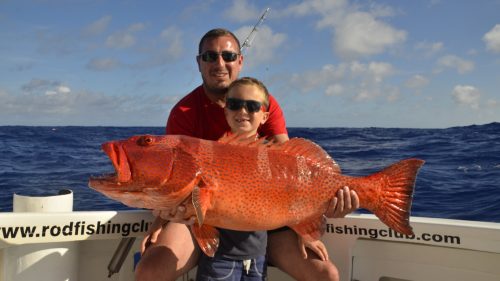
[240,7,270,54]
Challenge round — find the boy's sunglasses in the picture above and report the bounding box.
[226,98,265,113]
[198,51,239,63]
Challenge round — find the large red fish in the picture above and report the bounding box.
[89,134,424,257]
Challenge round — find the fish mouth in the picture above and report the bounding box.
[89,142,131,188]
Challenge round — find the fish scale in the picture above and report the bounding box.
[89,134,424,257]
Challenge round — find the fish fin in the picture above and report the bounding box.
[363,158,425,236]
[220,135,341,173]
[192,185,214,226]
[272,138,341,173]
[218,132,273,149]
[289,216,326,242]
[217,132,256,144]
[190,224,219,257]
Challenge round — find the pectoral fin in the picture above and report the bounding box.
[191,184,215,226]
[191,224,220,257]
[289,216,326,242]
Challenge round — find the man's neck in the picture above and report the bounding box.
[203,86,227,107]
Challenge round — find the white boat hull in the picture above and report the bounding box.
[1,210,499,281]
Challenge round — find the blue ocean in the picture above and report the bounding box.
[1,124,499,223]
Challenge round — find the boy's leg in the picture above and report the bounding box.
[196,255,241,281]
[267,229,339,281]
[135,222,200,281]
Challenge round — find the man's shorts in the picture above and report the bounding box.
[196,254,267,281]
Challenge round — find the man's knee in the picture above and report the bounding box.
[311,262,339,281]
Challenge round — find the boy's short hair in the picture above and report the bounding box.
[227,77,270,110]
[198,28,241,54]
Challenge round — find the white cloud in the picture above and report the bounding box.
[159,26,184,59]
[105,23,145,49]
[405,75,429,89]
[452,85,481,109]
[486,99,498,108]
[483,24,500,53]
[22,79,59,92]
[334,12,407,59]
[435,55,474,74]
[386,87,400,102]
[83,15,112,36]
[224,0,260,23]
[130,26,185,68]
[367,61,395,83]
[290,64,346,93]
[289,61,396,101]
[280,0,405,60]
[234,25,286,68]
[283,0,347,22]
[325,84,344,96]
[98,25,184,69]
[86,57,121,71]
[106,33,136,49]
[415,41,444,57]
[0,79,179,125]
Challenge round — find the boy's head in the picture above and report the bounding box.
[224,77,270,136]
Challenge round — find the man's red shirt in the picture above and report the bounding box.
[166,85,287,140]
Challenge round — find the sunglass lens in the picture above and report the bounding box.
[201,51,218,62]
[226,98,244,111]
[221,52,238,62]
[245,100,262,113]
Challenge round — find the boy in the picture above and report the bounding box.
[196,77,329,281]
[195,77,270,281]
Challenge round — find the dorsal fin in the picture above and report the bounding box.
[273,138,341,173]
[217,132,269,147]
[218,134,340,174]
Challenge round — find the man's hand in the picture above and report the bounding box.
[140,216,165,254]
[297,236,329,261]
[325,186,360,218]
[141,204,196,255]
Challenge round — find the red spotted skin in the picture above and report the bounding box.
[89,134,424,255]
[196,139,338,230]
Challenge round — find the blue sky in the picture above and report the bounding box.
[1,0,499,128]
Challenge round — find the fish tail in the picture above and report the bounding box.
[360,158,424,236]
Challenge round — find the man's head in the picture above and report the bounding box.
[197,28,244,98]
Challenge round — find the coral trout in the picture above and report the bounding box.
[89,134,424,257]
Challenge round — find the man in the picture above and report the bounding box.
[135,28,359,281]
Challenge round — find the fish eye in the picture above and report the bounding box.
[138,135,154,146]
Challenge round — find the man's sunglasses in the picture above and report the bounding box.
[226,98,266,113]
[198,51,239,63]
